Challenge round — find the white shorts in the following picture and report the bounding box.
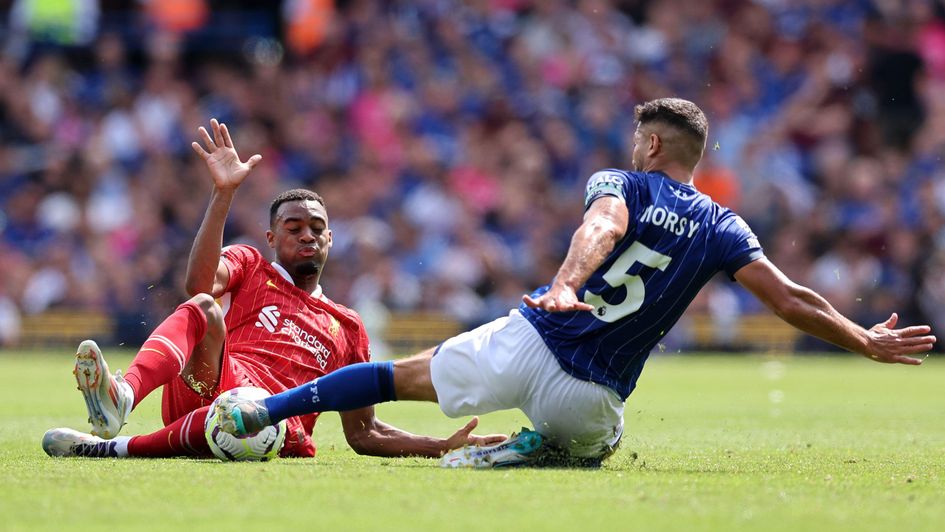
[430,309,624,458]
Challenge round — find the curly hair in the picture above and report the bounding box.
[269,189,326,228]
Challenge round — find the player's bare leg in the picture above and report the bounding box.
[392,348,438,401]
[179,294,226,399]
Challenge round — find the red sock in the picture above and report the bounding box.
[124,301,208,408]
[127,407,211,457]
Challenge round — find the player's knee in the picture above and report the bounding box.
[188,293,223,328]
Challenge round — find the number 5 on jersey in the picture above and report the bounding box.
[583,242,672,323]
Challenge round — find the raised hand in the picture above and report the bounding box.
[864,313,936,365]
[191,118,262,190]
[522,282,595,313]
[442,416,507,453]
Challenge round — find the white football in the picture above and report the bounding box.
[204,386,286,461]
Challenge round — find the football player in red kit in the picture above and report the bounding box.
[43,119,504,459]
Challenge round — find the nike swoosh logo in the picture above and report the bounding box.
[266,280,278,289]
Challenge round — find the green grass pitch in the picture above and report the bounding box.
[1,351,943,531]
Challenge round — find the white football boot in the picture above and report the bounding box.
[73,340,134,439]
[42,428,121,458]
[440,429,544,469]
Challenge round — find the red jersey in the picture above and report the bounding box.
[218,244,370,457]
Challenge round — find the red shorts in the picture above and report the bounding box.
[160,346,315,458]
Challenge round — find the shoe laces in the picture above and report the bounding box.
[72,438,115,458]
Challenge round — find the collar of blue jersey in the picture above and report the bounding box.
[270,261,323,300]
[652,169,697,190]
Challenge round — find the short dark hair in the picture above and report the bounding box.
[634,98,708,168]
[269,189,326,228]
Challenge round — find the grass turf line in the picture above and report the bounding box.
[1,351,943,531]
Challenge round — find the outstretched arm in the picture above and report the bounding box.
[184,119,262,297]
[340,408,506,458]
[523,196,629,313]
[734,258,935,364]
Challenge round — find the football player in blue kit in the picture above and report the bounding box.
[216,98,936,468]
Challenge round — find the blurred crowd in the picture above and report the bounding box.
[1,0,944,354]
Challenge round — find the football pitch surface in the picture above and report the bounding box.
[1,351,942,531]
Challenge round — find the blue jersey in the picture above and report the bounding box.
[520,169,765,399]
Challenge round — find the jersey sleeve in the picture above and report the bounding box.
[220,244,261,292]
[718,214,765,280]
[347,312,371,365]
[584,170,632,209]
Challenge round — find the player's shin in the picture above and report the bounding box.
[224,361,396,435]
[127,407,212,457]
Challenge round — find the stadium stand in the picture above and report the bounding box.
[19,310,114,348]
[1,1,943,353]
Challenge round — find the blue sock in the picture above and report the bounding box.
[263,361,396,424]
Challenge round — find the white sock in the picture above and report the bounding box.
[119,379,135,409]
[112,436,131,457]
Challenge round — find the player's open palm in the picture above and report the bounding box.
[865,313,936,365]
[191,118,262,190]
[443,417,507,452]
